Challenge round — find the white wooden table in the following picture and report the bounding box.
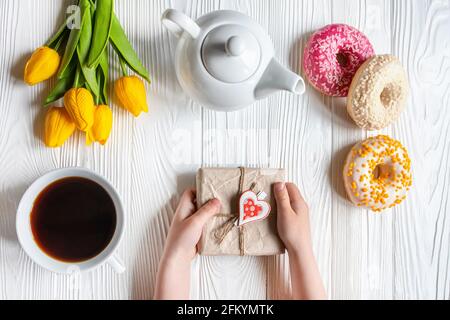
[0,0,449,300]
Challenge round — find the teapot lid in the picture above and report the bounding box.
[201,24,261,83]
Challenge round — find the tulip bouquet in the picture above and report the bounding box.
[24,0,150,147]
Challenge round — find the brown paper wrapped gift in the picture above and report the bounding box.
[196,167,285,256]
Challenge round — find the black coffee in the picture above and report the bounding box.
[30,177,116,262]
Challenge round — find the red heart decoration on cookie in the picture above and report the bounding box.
[238,190,271,226]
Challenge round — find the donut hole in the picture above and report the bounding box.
[373,163,393,181]
[380,83,402,109]
[336,51,349,68]
[373,165,381,179]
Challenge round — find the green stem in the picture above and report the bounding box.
[95,90,99,105]
[73,64,81,88]
[53,40,61,51]
[53,33,65,51]
[119,55,128,77]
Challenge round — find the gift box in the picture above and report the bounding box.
[196,167,285,256]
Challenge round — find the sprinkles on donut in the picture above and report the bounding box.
[303,24,375,97]
[343,135,412,212]
[347,54,409,130]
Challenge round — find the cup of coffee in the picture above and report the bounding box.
[16,167,125,274]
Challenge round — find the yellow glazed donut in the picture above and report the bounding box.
[343,135,412,212]
[347,55,409,130]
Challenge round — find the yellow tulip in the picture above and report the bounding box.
[64,88,95,131]
[86,105,113,145]
[24,46,60,85]
[44,107,76,148]
[114,76,148,117]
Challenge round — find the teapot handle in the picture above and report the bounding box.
[162,9,200,39]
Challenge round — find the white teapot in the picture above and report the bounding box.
[162,9,305,111]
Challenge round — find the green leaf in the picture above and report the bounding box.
[110,14,150,82]
[58,53,77,79]
[87,0,113,68]
[77,0,100,99]
[57,3,89,79]
[77,0,92,61]
[44,73,74,106]
[44,55,77,105]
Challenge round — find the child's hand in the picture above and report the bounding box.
[273,182,327,299]
[155,188,220,299]
[162,188,221,264]
[274,182,312,254]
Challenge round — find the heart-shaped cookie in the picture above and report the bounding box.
[238,190,271,226]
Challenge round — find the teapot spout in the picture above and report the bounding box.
[255,58,305,99]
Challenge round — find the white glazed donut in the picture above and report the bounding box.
[343,135,412,212]
[347,55,409,130]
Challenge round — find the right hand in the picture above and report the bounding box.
[273,182,312,254]
[161,188,221,264]
[273,182,327,299]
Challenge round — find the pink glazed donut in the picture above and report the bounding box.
[303,24,375,97]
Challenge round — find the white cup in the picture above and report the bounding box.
[16,167,125,274]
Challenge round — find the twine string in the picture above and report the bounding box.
[213,167,247,255]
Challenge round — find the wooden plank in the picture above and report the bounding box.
[326,0,369,300]
[360,0,395,300]
[190,0,268,301]
[391,0,450,299]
